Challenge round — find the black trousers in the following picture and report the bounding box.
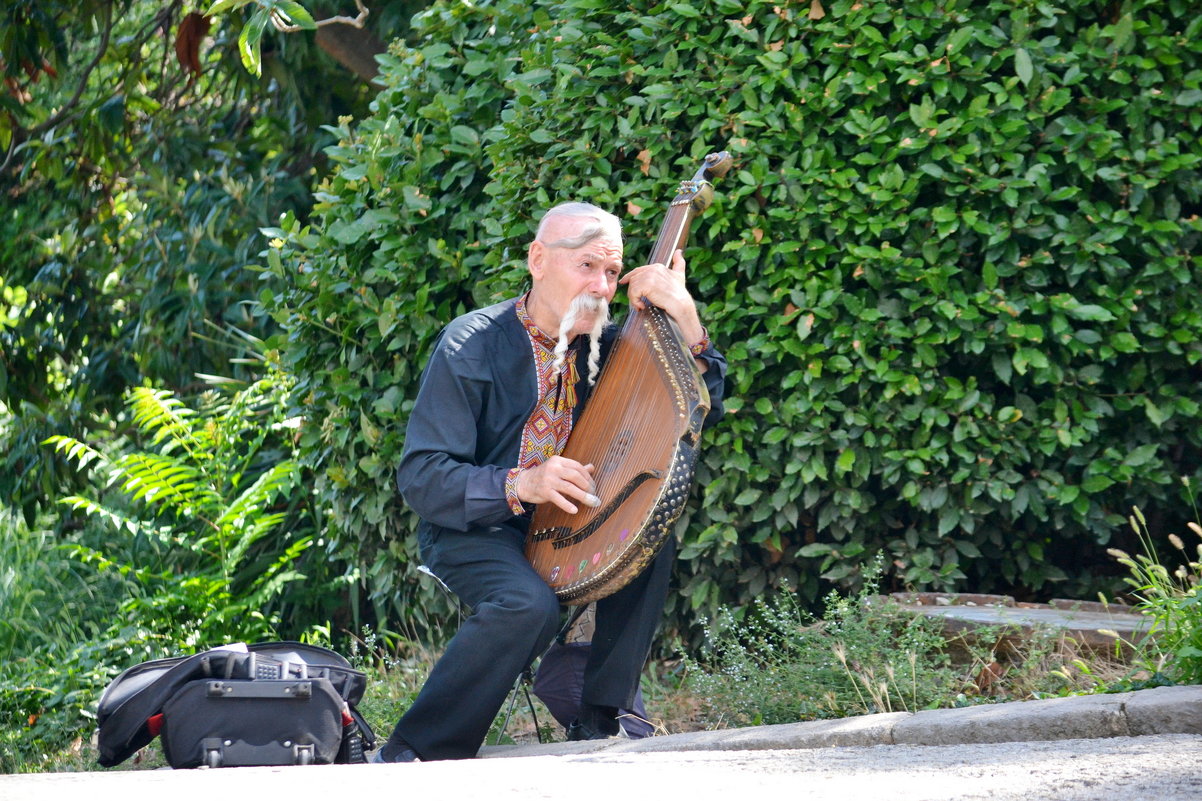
[390,523,676,760]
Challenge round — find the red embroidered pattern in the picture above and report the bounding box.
[506,295,579,514]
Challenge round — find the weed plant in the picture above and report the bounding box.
[683,559,1135,730]
[1,512,110,772]
[0,514,116,659]
[687,561,967,727]
[1108,502,1202,685]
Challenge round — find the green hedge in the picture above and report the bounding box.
[266,0,1202,641]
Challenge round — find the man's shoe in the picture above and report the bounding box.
[370,743,421,763]
[566,718,618,741]
[567,702,622,741]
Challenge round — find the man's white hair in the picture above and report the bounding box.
[535,202,623,248]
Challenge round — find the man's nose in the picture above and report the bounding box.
[589,272,609,296]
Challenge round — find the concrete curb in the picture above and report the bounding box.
[479,684,1202,758]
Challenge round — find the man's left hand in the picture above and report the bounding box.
[619,249,706,347]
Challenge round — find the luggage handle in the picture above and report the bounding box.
[205,680,313,699]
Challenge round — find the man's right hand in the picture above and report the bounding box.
[516,456,601,515]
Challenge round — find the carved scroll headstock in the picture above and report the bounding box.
[697,150,733,182]
[651,149,735,264]
[673,150,734,214]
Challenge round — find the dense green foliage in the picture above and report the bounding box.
[0,0,421,771]
[0,0,385,525]
[268,0,1202,642]
[264,0,521,633]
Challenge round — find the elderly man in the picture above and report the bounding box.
[375,202,726,762]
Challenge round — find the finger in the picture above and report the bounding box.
[621,268,657,310]
[570,470,599,496]
[560,475,601,506]
[549,490,579,515]
[534,463,600,510]
[550,456,594,485]
[553,482,601,513]
[557,461,594,489]
[618,263,666,284]
[671,249,686,274]
[549,454,583,468]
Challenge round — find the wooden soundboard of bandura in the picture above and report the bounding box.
[525,305,709,604]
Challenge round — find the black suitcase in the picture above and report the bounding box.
[97,642,375,768]
[157,678,350,768]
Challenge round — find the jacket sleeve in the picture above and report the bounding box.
[395,335,515,532]
[696,344,728,429]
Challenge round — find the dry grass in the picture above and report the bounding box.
[470,628,1143,745]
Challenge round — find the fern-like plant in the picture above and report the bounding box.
[46,374,310,647]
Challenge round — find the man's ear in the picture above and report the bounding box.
[527,240,545,280]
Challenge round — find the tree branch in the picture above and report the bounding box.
[0,1,117,176]
[272,0,370,33]
[28,4,116,139]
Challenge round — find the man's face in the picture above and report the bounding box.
[529,216,624,339]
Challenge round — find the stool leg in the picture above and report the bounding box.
[492,674,525,746]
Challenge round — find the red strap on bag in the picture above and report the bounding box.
[147,714,164,737]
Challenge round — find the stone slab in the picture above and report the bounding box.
[481,685,1202,759]
[892,692,1132,745]
[1124,684,1202,736]
[884,592,1150,650]
[480,711,910,758]
[611,711,910,753]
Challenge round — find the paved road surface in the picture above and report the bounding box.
[6,685,1200,799]
[4,734,1200,801]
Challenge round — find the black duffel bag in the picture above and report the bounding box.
[96,641,375,768]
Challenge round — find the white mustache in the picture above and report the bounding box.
[553,293,610,384]
[571,294,607,316]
